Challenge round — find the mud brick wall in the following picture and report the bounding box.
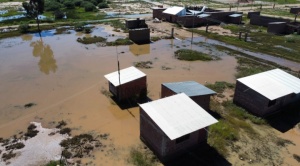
[267,22,287,34]
[126,19,147,29]
[140,107,207,161]
[152,8,166,19]
[129,28,150,44]
[112,76,147,101]
[247,11,260,19]
[229,16,242,24]
[250,15,290,27]
[233,81,295,117]
[290,7,300,14]
[162,13,178,23]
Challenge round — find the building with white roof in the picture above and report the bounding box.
[233,69,300,116]
[139,93,218,160]
[161,81,216,110]
[104,66,147,101]
[161,6,186,23]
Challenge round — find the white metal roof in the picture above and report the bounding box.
[139,93,218,140]
[163,6,185,15]
[104,66,146,87]
[237,69,300,100]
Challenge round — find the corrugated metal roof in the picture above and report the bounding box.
[237,69,300,100]
[139,93,218,140]
[229,14,242,17]
[162,81,216,96]
[104,66,146,87]
[163,6,185,15]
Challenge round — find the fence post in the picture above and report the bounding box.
[239,32,242,40]
[171,28,174,38]
[206,24,209,33]
[244,32,248,42]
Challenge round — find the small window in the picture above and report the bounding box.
[176,134,190,144]
[268,99,277,107]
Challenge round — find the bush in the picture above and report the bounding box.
[60,128,71,135]
[98,2,109,9]
[18,23,30,33]
[83,2,96,12]
[84,27,92,33]
[53,10,65,19]
[174,49,218,61]
[45,1,62,11]
[63,0,75,9]
[74,22,85,31]
[74,0,83,6]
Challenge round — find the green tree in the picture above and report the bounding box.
[22,0,45,33]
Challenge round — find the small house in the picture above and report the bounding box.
[104,66,147,101]
[161,81,216,111]
[233,69,300,117]
[140,93,218,161]
[162,6,186,23]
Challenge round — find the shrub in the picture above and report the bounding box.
[63,0,75,9]
[45,1,62,11]
[74,0,83,6]
[53,10,65,19]
[74,22,85,31]
[98,2,109,9]
[62,149,72,159]
[83,2,96,12]
[60,128,71,135]
[84,27,92,33]
[18,23,30,33]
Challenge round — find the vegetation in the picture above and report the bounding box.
[25,123,39,138]
[1,151,16,162]
[293,154,300,163]
[22,0,45,32]
[56,120,67,129]
[60,127,71,135]
[191,27,300,63]
[174,49,220,61]
[128,146,158,166]
[5,142,25,151]
[134,61,153,69]
[77,36,106,44]
[106,38,133,46]
[46,160,65,166]
[206,81,235,94]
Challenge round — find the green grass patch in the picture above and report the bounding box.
[259,8,295,18]
[127,146,158,166]
[106,38,133,46]
[206,81,235,93]
[77,36,107,44]
[46,160,65,166]
[104,20,128,33]
[191,29,300,63]
[235,57,274,78]
[174,49,220,61]
[259,0,298,4]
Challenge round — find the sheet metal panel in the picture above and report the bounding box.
[162,81,216,96]
[139,93,218,140]
[163,6,185,15]
[104,66,146,86]
[237,69,300,100]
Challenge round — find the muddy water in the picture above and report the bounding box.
[0,25,237,165]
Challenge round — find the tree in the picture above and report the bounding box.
[22,0,45,33]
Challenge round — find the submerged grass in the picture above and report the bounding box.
[76,36,106,44]
[206,81,235,93]
[174,49,219,61]
[128,146,159,166]
[106,38,133,46]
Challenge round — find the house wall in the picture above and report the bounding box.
[250,15,290,27]
[247,11,260,19]
[162,13,178,23]
[229,16,242,24]
[126,19,147,29]
[110,76,147,101]
[267,22,287,34]
[129,28,150,44]
[233,81,297,117]
[152,8,166,19]
[290,7,300,14]
[140,108,208,161]
[161,85,211,110]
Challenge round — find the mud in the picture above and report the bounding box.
[0,24,237,165]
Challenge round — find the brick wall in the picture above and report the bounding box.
[129,28,150,44]
[111,76,147,101]
[140,107,208,161]
[247,11,260,19]
[268,22,287,34]
[153,8,166,19]
[126,19,147,29]
[290,7,300,14]
[233,81,295,117]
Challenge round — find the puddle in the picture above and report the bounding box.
[0,25,237,165]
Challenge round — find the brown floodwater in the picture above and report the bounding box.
[0,25,237,165]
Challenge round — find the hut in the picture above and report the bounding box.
[233,69,300,117]
[140,93,218,161]
[104,66,147,101]
[161,81,216,111]
[162,6,186,23]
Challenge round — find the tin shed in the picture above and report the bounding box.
[162,6,186,23]
[161,81,216,110]
[104,66,147,101]
[140,93,218,161]
[233,69,300,117]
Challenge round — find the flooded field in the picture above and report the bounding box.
[0,25,237,165]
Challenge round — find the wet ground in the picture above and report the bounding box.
[0,24,237,165]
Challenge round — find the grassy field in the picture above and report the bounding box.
[174,49,220,61]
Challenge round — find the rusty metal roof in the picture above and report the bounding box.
[162,81,216,97]
[104,66,146,86]
[237,69,300,100]
[139,93,218,140]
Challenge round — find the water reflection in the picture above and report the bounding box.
[30,38,57,75]
[21,34,33,41]
[129,44,150,56]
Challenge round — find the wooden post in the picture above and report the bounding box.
[244,32,248,42]
[239,32,242,40]
[206,24,209,33]
[171,28,174,38]
[229,5,231,11]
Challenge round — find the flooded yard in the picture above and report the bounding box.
[0,24,237,165]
